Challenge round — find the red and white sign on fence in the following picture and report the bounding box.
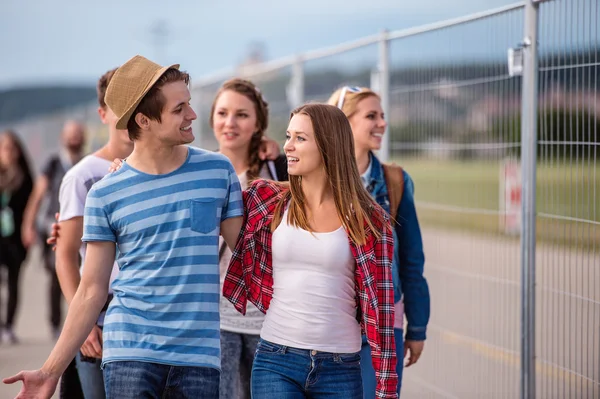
[500,159,522,235]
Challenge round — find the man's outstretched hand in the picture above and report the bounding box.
[3,369,60,399]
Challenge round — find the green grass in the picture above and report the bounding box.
[393,158,600,249]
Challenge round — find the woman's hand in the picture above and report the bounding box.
[46,213,60,250]
[108,158,124,173]
[259,137,280,161]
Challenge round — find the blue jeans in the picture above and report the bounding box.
[360,328,404,399]
[220,330,259,399]
[103,361,219,399]
[251,339,362,399]
[76,353,105,399]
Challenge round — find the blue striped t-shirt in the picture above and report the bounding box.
[81,147,243,369]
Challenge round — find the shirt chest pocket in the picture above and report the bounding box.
[189,199,218,234]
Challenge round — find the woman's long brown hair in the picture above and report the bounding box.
[271,104,383,246]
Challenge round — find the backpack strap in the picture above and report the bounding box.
[266,161,278,181]
[45,156,61,181]
[268,155,289,182]
[382,163,404,222]
[260,155,288,182]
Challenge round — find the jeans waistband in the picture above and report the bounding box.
[258,339,360,359]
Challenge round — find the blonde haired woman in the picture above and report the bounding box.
[328,86,430,398]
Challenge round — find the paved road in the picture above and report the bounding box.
[402,227,600,399]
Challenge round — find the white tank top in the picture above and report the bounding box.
[260,208,361,353]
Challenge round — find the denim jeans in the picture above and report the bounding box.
[359,328,404,399]
[59,357,84,399]
[103,361,219,399]
[251,339,362,399]
[42,237,62,330]
[220,330,259,399]
[76,353,105,399]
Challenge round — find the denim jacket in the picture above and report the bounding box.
[365,153,430,341]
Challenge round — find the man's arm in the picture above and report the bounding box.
[3,241,115,397]
[43,241,114,372]
[55,217,83,304]
[221,216,243,251]
[21,175,49,248]
[220,161,244,251]
[55,216,105,358]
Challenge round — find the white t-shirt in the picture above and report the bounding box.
[58,154,119,325]
[219,166,273,335]
[261,208,361,353]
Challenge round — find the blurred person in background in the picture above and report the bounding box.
[328,86,430,398]
[0,130,34,345]
[210,78,287,399]
[21,120,87,340]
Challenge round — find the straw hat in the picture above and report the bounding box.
[105,55,180,129]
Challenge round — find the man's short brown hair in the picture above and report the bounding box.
[97,68,118,109]
[126,68,190,141]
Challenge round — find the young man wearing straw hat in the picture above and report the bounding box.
[3,55,244,399]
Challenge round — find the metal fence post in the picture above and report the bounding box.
[287,56,305,110]
[520,1,540,398]
[192,84,203,148]
[377,29,390,162]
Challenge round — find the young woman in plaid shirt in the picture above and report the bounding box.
[223,103,398,399]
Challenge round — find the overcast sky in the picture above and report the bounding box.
[0,0,520,90]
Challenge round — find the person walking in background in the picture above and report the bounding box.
[21,120,87,340]
[328,86,430,398]
[0,130,34,345]
[223,103,397,399]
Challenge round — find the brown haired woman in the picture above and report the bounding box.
[209,78,287,399]
[223,104,397,399]
[0,130,34,344]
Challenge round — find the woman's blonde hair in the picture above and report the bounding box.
[271,103,383,245]
[327,86,380,118]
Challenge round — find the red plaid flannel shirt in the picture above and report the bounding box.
[223,179,398,398]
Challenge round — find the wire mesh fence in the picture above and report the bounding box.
[385,6,525,398]
[536,0,600,398]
